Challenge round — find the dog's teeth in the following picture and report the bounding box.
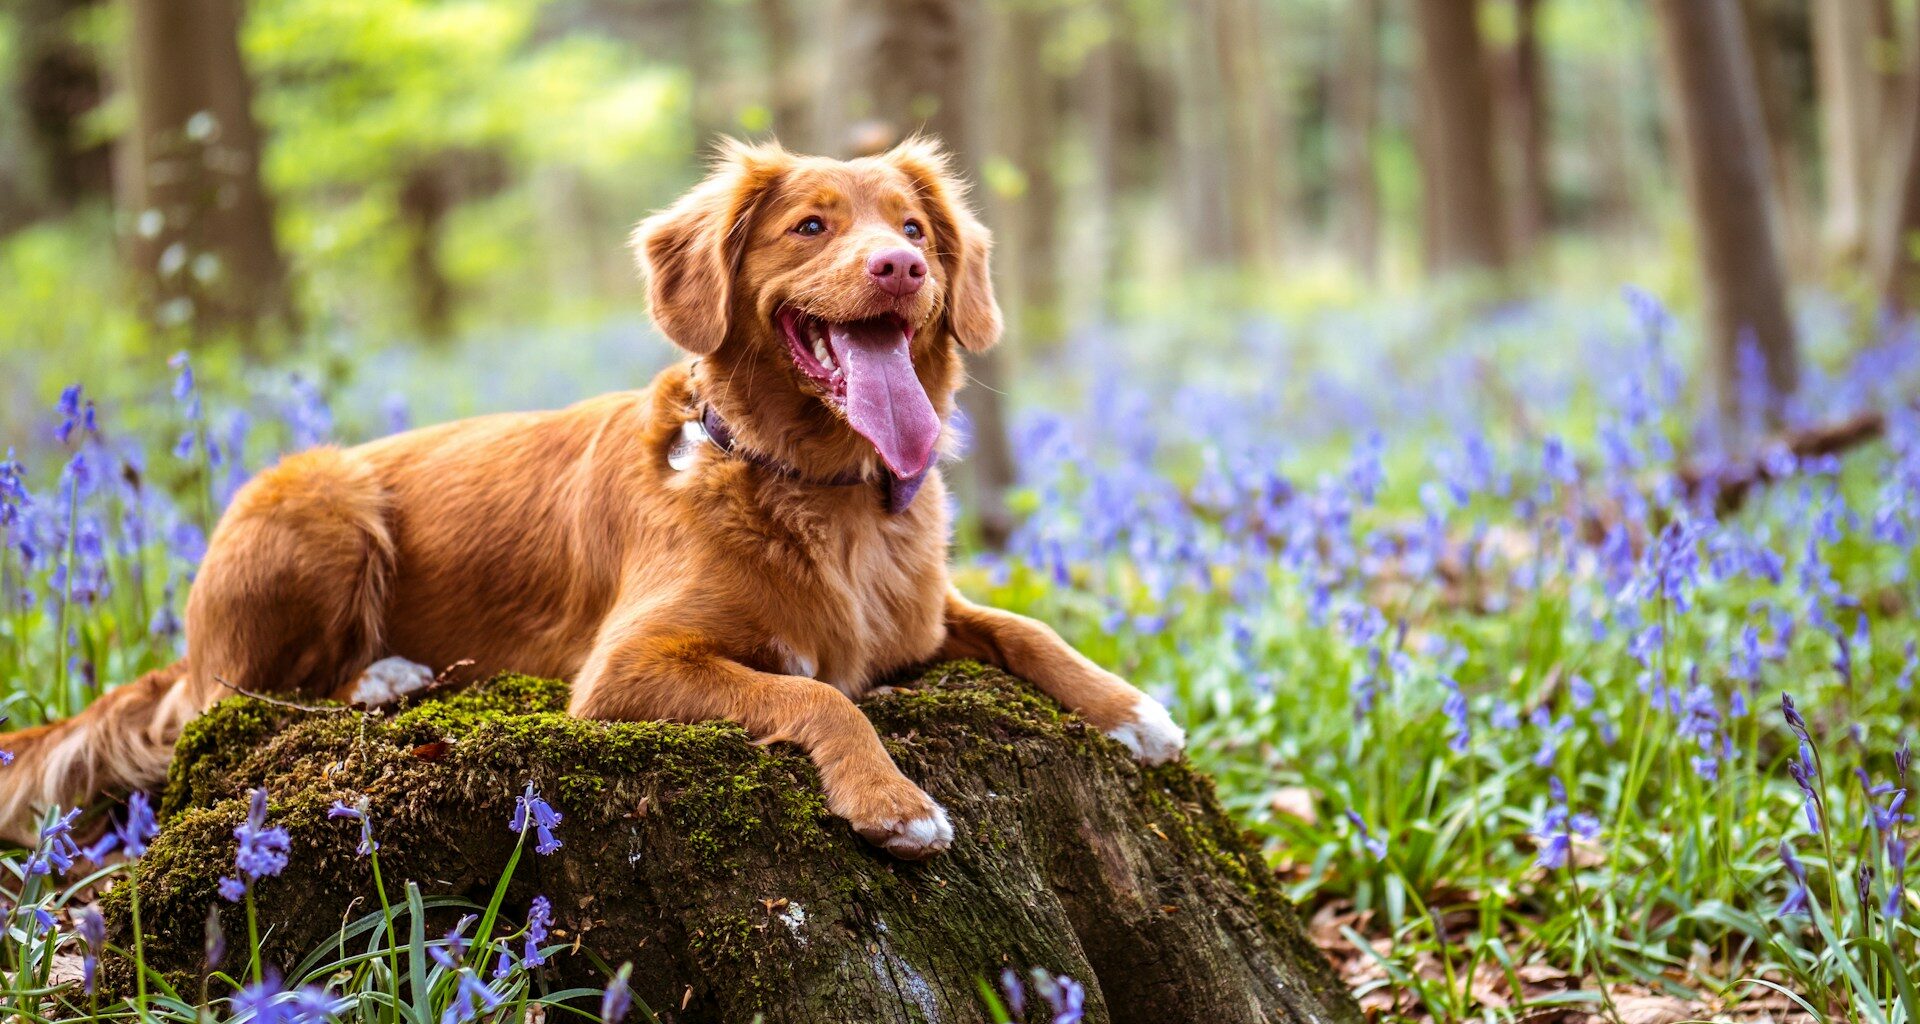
[814,340,835,369]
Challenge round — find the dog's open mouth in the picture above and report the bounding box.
[778,307,940,478]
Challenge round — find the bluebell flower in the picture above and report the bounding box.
[525,895,553,967]
[511,782,563,855]
[233,787,291,882]
[75,906,105,994]
[431,914,478,971]
[1532,778,1600,870]
[85,791,160,862]
[233,971,290,1024]
[27,807,83,876]
[1888,838,1908,918]
[1344,809,1388,861]
[1000,967,1026,1016]
[328,799,377,855]
[218,877,247,903]
[1440,676,1470,755]
[1027,968,1086,1024]
[438,968,502,1024]
[601,964,633,1024]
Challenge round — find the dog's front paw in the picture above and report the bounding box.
[1105,690,1186,765]
[833,775,953,860]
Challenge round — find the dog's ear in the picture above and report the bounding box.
[632,140,788,355]
[884,137,1003,353]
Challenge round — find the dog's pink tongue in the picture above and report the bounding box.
[830,319,939,477]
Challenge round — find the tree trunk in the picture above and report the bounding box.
[1741,0,1818,278]
[1411,0,1509,276]
[119,0,293,337]
[1811,0,1879,262]
[1872,15,1920,312]
[105,666,1363,1024]
[399,163,454,342]
[998,0,1064,345]
[1652,0,1799,418]
[825,0,1017,550]
[12,0,110,220]
[1498,0,1550,258]
[1333,0,1382,280]
[754,0,812,149]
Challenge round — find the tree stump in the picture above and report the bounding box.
[103,662,1361,1024]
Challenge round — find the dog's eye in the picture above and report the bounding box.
[793,216,826,237]
[902,220,924,242]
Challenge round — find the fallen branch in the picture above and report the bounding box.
[1677,411,1888,516]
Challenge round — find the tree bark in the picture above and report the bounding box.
[998,0,1064,346]
[1811,0,1880,262]
[754,0,812,149]
[825,0,1017,550]
[1333,0,1382,280]
[1652,0,1799,418]
[119,0,293,337]
[1498,0,1550,258]
[106,666,1363,1024]
[1872,14,1920,311]
[399,162,454,342]
[1411,0,1509,276]
[11,0,110,221]
[1741,0,1818,277]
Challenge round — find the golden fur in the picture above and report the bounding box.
[0,139,1183,858]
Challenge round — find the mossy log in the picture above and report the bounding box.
[104,662,1361,1024]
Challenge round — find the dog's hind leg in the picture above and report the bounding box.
[185,446,397,708]
[570,627,953,860]
[0,661,196,845]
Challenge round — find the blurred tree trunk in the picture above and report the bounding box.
[1174,0,1287,270]
[399,163,454,342]
[1412,0,1508,277]
[998,0,1063,345]
[1741,0,1817,277]
[754,0,811,149]
[1497,0,1549,259]
[10,0,110,224]
[1811,0,1879,263]
[119,0,293,338]
[827,0,1016,549]
[1872,15,1920,312]
[681,0,728,143]
[1333,0,1381,279]
[1079,0,1126,307]
[1652,0,1799,417]
[1171,2,1232,266]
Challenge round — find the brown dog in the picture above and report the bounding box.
[0,139,1183,858]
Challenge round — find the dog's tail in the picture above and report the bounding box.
[0,660,198,845]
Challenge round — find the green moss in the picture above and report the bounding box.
[108,660,1354,1023]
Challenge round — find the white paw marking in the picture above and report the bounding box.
[349,657,435,706]
[1106,691,1186,765]
[879,801,953,860]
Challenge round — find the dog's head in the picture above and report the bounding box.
[634,138,1001,479]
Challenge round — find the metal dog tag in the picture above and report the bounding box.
[668,418,708,472]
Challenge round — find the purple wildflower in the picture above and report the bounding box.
[1532,778,1600,870]
[601,964,633,1024]
[1345,809,1388,861]
[1027,968,1086,1024]
[27,807,83,876]
[1000,967,1026,1016]
[75,907,105,994]
[233,788,291,882]
[510,782,563,855]
[327,799,377,856]
[525,895,553,967]
[431,914,478,971]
